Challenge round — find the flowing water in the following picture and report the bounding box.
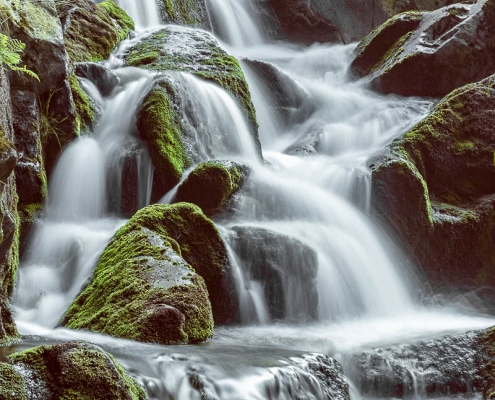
[7,0,495,399]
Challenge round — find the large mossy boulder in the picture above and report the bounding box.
[230,226,319,321]
[370,75,495,288]
[62,203,237,342]
[176,160,249,217]
[56,0,134,63]
[351,0,495,97]
[127,26,260,199]
[0,341,146,399]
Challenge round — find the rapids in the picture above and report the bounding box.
[6,0,495,399]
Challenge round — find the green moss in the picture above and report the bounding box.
[4,210,20,297]
[19,202,42,224]
[8,342,146,399]
[59,0,134,63]
[62,204,215,344]
[69,74,96,133]
[137,81,189,194]
[0,363,28,400]
[176,160,246,217]
[97,0,135,41]
[161,0,203,25]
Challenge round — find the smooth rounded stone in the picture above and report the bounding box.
[242,58,315,129]
[230,226,319,321]
[75,62,120,96]
[370,74,495,288]
[351,0,495,97]
[175,160,249,217]
[56,0,134,63]
[0,341,146,399]
[347,331,484,398]
[284,129,322,157]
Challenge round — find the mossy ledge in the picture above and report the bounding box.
[60,203,230,343]
[1,341,146,399]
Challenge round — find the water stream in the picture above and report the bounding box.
[7,0,495,399]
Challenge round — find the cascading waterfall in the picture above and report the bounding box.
[9,0,495,399]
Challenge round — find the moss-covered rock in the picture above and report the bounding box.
[371,74,495,287]
[159,0,211,29]
[125,25,260,148]
[176,160,249,217]
[56,0,134,63]
[1,341,146,399]
[0,288,19,346]
[351,0,495,97]
[136,79,188,201]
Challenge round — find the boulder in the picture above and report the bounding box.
[0,341,146,399]
[370,75,495,288]
[230,226,319,321]
[176,160,249,217]
[242,58,315,129]
[62,203,237,342]
[128,26,260,198]
[76,62,120,97]
[56,0,134,63]
[351,1,495,97]
[350,331,483,398]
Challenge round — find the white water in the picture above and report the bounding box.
[9,0,495,399]
[113,0,161,28]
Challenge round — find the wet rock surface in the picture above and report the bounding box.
[351,0,495,97]
[370,74,495,288]
[230,226,319,321]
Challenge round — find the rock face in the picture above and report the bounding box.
[62,203,237,342]
[176,160,249,217]
[0,341,146,399]
[350,331,484,398]
[56,0,134,63]
[127,25,260,199]
[159,0,211,30]
[230,226,319,321]
[0,288,19,345]
[267,0,476,44]
[351,0,495,97]
[370,75,495,288]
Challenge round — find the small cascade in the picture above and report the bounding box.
[204,0,264,47]
[113,0,161,28]
[167,72,260,164]
[14,68,156,328]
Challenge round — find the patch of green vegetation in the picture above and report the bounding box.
[137,81,189,193]
[68,74,96,133]
[0,363,27,400]
[4,210,20,297]
[97,0,135,41]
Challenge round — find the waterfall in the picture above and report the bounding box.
[113,0,161,28]
[14,68,156,328]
